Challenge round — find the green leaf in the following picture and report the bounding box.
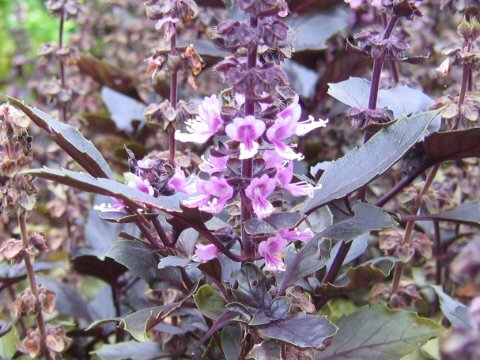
[420,338,440,360]
[119,304,180,342]
[259,313,337,349]
[105,239,181,287]
[194,284,227,320]
[316,305,443,360]
[221,324,242,360]
[9,98,113,179]
[328,77,434,119]
[91,341,169,360]
[24,167,184,212]
[304,110,440,213]
[0,325,19,359]
[431,285,471,329]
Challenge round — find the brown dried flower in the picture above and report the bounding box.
[14,288,38,317]
[0,238,25,264]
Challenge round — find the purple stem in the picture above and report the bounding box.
[241,16,258,259]
[169,29,178,164]
[433,221,442,286]
[368,15,399,110]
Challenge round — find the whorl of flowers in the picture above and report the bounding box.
[174,0,326,270]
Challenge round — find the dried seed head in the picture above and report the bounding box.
[0,238,25,264]
[38,284,57,314]
[20,328,42,358]
[14,288,38,317]
[45,324,72,355]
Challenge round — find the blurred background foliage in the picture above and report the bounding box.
[0,0,75,93]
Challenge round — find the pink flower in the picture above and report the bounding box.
[264,150,285,170]
[275,162,317,198]
[168,167,196,194]
[279,227,314,242]
[199,154,229,175]
[266,97,302,160]
[94,172,153,213]
[194,243,220,262]
[183,176,234,214]
[175,95,223,144]
[266,96,328,160]
[225,116,266,159]
[125,173,154,196]
[245,175,276,219]
[295,115,329,137]
[94,198,126,213]
[259,236,288,272]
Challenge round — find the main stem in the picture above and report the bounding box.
[359,14,399,201]
[169,29,179,165]
[241,17,258,259]
[18,213,52,360]
[368,15,399,111]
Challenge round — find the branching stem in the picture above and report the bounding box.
[18,213,52,360]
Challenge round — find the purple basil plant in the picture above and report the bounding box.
[3,0,480,358]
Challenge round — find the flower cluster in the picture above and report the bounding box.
[171,0,326,269]
[20,324,71,360]
[176,94,326,218]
